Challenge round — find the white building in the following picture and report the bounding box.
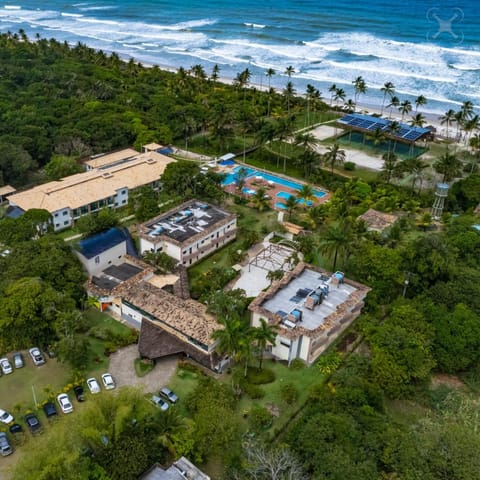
[75,228,128,276]
[8,149,175,231]
[249,263,370,365]
[138,200,237,266]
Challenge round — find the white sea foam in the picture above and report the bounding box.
[4,5,21,10]
[61,13,83,18]
[244,22,265,28]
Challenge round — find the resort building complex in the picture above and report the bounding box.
[7,148,175,231]
[249,263,370,365]
[138,200,237,266]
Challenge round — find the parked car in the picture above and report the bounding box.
[101,373,115,390]
[73,385,85,402]
[57,394,73,414]
[87,378,101,394]
[0,432,12,456]
[150,395,169,411]
[9,423,22,435]
[29,347,45,366]
[42,402,58,419]
[160,387,178,404]
[0,358,13,375]
[24,413,42,435]
[0,409,13,424]
[12,352,24,369]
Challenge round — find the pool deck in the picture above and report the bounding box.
[221,164,330,210]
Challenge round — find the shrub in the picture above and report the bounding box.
[289,358,306,370]
[248,405,273,432]
[134,357,155,377]
[246,367,275,385]
[343,161,356,171]
[244,384,265,399]
[280,382,299,405]
[178,360,203,375]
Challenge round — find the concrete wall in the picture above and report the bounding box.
[52,207,73,231]
[115,187,129,208]
[76,241,127,276]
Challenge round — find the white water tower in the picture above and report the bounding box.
[431,183,449,220]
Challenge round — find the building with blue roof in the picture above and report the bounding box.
[337,113,432,144]
[75,228,130,276]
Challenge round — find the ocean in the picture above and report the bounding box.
[0,0,479,114]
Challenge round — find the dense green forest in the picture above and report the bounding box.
[1,32,480,480]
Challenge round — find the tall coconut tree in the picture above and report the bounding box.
[399,99,412,121]
[210,64,220,84]
[265,68,275,116]
[381,152,399,183]
[324,143,346,175]
[285,65,295,79]
[251,187,270,212]
[319,222,354,271]
[400,157,428,192]
[434,150,463,183]
[460,100,474,121]
[305,84,317,127]
[253,318,278,370]
[333,88,346,108]
[328,83,337,106]
[284,194,298,220]
[440,109,456,139]
[387,95,400,119]
[380,82,395,115]
[409,113,426,128]
[414,95,427,113]
[283,81,296,116]
[352,76,367,111]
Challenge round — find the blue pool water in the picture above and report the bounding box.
[275,202,287,210]
[242,188,256,195]
[221,165,327,198]
[276,191,313,206]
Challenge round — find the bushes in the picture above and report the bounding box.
[244,384,265,400]
[134,358,155,377]
[246,367,276,385]
[248,405,273,432]
[343,161,356,171]
[280,383,299,405]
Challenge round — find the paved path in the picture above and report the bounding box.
[108,345,178,393]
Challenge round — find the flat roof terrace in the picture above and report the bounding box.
[261,267,357,331]
[139,201,234,244]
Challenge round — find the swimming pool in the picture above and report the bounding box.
[221,164,327,198]
[275,202,287,210]
[276,191,313,206]
[242,188,256,195]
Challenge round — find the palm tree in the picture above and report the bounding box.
[440,109,456,139]
[283,81,296,115]
[253,318,278,370]
[409,113,426,128]
[380,82,395,115]
[294,132,319,152]
[251,187,270,211]
[381,152,399,183]
[460,100,474,121]
[319,222,354,271]
[434,150,463,183]
[210,64,220,84]
[414,95,427,113]
[366,127,387,149]
[305,204,328,230]
[297,184,315,208]
[352,76,367,110]
[463,115,480,146]
[328,83,337,106]
[285,65,295,78]
[387,96,400,119]
[305,84,317,126]
[386,120,401,152]
[454,110,464,141]
[400,157,428,192]
[398,99,412,121]
[324,143,346,175]
[284,195,298,219]
[156,408,188,457]
[190,64,206,81]
[333,88,346,108]
[344,99,355,113]
[265,68,275,116]
[211,316,246,360]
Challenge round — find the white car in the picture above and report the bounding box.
[0,358,12,375]
[151,395,169,411]
[101,373,116,390]
[57,394,73,414]
[87,377,101,394]
[29,347,45,366]
[160,387,178,404]
[0,409,14,425]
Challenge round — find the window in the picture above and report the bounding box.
[55,223,60,228]
[280,340,291,348]
[95,256,100,264]
[54,213,59,218]
[121,189,127,195]
[122,199,127,204]
[64,220,69,225]
[63,211,68,216]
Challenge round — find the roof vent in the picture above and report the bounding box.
[102,172,113,179]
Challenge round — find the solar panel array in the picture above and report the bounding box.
[338,114,430,142]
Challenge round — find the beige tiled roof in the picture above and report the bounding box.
[9,152,175,213]
[357,208,397,232]
[83,148,139,169]
[0,185,16,196]
[122,280,219,346]
[143,143,164,151]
